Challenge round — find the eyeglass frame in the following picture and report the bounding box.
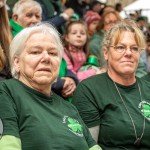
[110,45,144,54]
[104,20,118,25]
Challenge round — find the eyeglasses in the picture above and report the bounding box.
[110,45,143,54]
[104,20,118,25]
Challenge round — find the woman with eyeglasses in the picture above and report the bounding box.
[0,23,103,150]
[73,19,150,149]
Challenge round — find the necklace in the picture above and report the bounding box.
[113,81,145,147]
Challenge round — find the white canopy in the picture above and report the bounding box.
[120,0,150,22]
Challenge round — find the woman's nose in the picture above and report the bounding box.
[41,51,50,62]
[125,47,132,54]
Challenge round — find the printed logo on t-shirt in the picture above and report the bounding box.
[63,116,83,137]
[139,101,150,120]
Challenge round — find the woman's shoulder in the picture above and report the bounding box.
[141,73,150,82]
[78,73,108,88]
[0,78,21,92]
[0,78,15,85]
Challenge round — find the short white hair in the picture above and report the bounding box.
[10,23,64,78]
[13,0,42,16]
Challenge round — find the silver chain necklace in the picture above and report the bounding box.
[113,81,145,147]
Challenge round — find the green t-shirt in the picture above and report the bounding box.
[0,78,96,150]
[142,73,150,82]
[73,73,150,149]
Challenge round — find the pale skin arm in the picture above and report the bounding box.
[89,125,100,143]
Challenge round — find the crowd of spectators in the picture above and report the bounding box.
[1,0,150,149]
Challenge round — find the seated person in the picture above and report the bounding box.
[0,23,102,150]
[10,0,77,102]
[8,0,74,35]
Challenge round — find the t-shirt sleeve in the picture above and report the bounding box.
[0,135,21,150]
[72,83,100,128]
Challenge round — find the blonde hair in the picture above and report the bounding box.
[10,23,64,78]
[0,5,12,71]
[103,19,146,50]
[97,10,122,32]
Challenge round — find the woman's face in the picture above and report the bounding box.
[104,13,118,32]
[104,31,140,78]
[0,0,6,8]
[14,32,60,90]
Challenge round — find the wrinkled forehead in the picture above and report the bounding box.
[25,31,57,45]
[18,2,42,15]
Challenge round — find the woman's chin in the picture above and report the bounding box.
[34,76,54,85]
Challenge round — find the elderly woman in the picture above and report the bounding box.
[73,19,150,149]
[0,24,102,150]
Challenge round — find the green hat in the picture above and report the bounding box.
[86,55,99,67]
[136,16,148,22]
[71,13,79,20]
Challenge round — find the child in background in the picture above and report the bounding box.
[63,20,101,81]
[84,10,101,37]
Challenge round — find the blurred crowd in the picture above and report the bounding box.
[1,0,150,149]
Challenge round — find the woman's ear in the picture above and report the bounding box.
[103,47,108,61]
[14,56,20,73]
